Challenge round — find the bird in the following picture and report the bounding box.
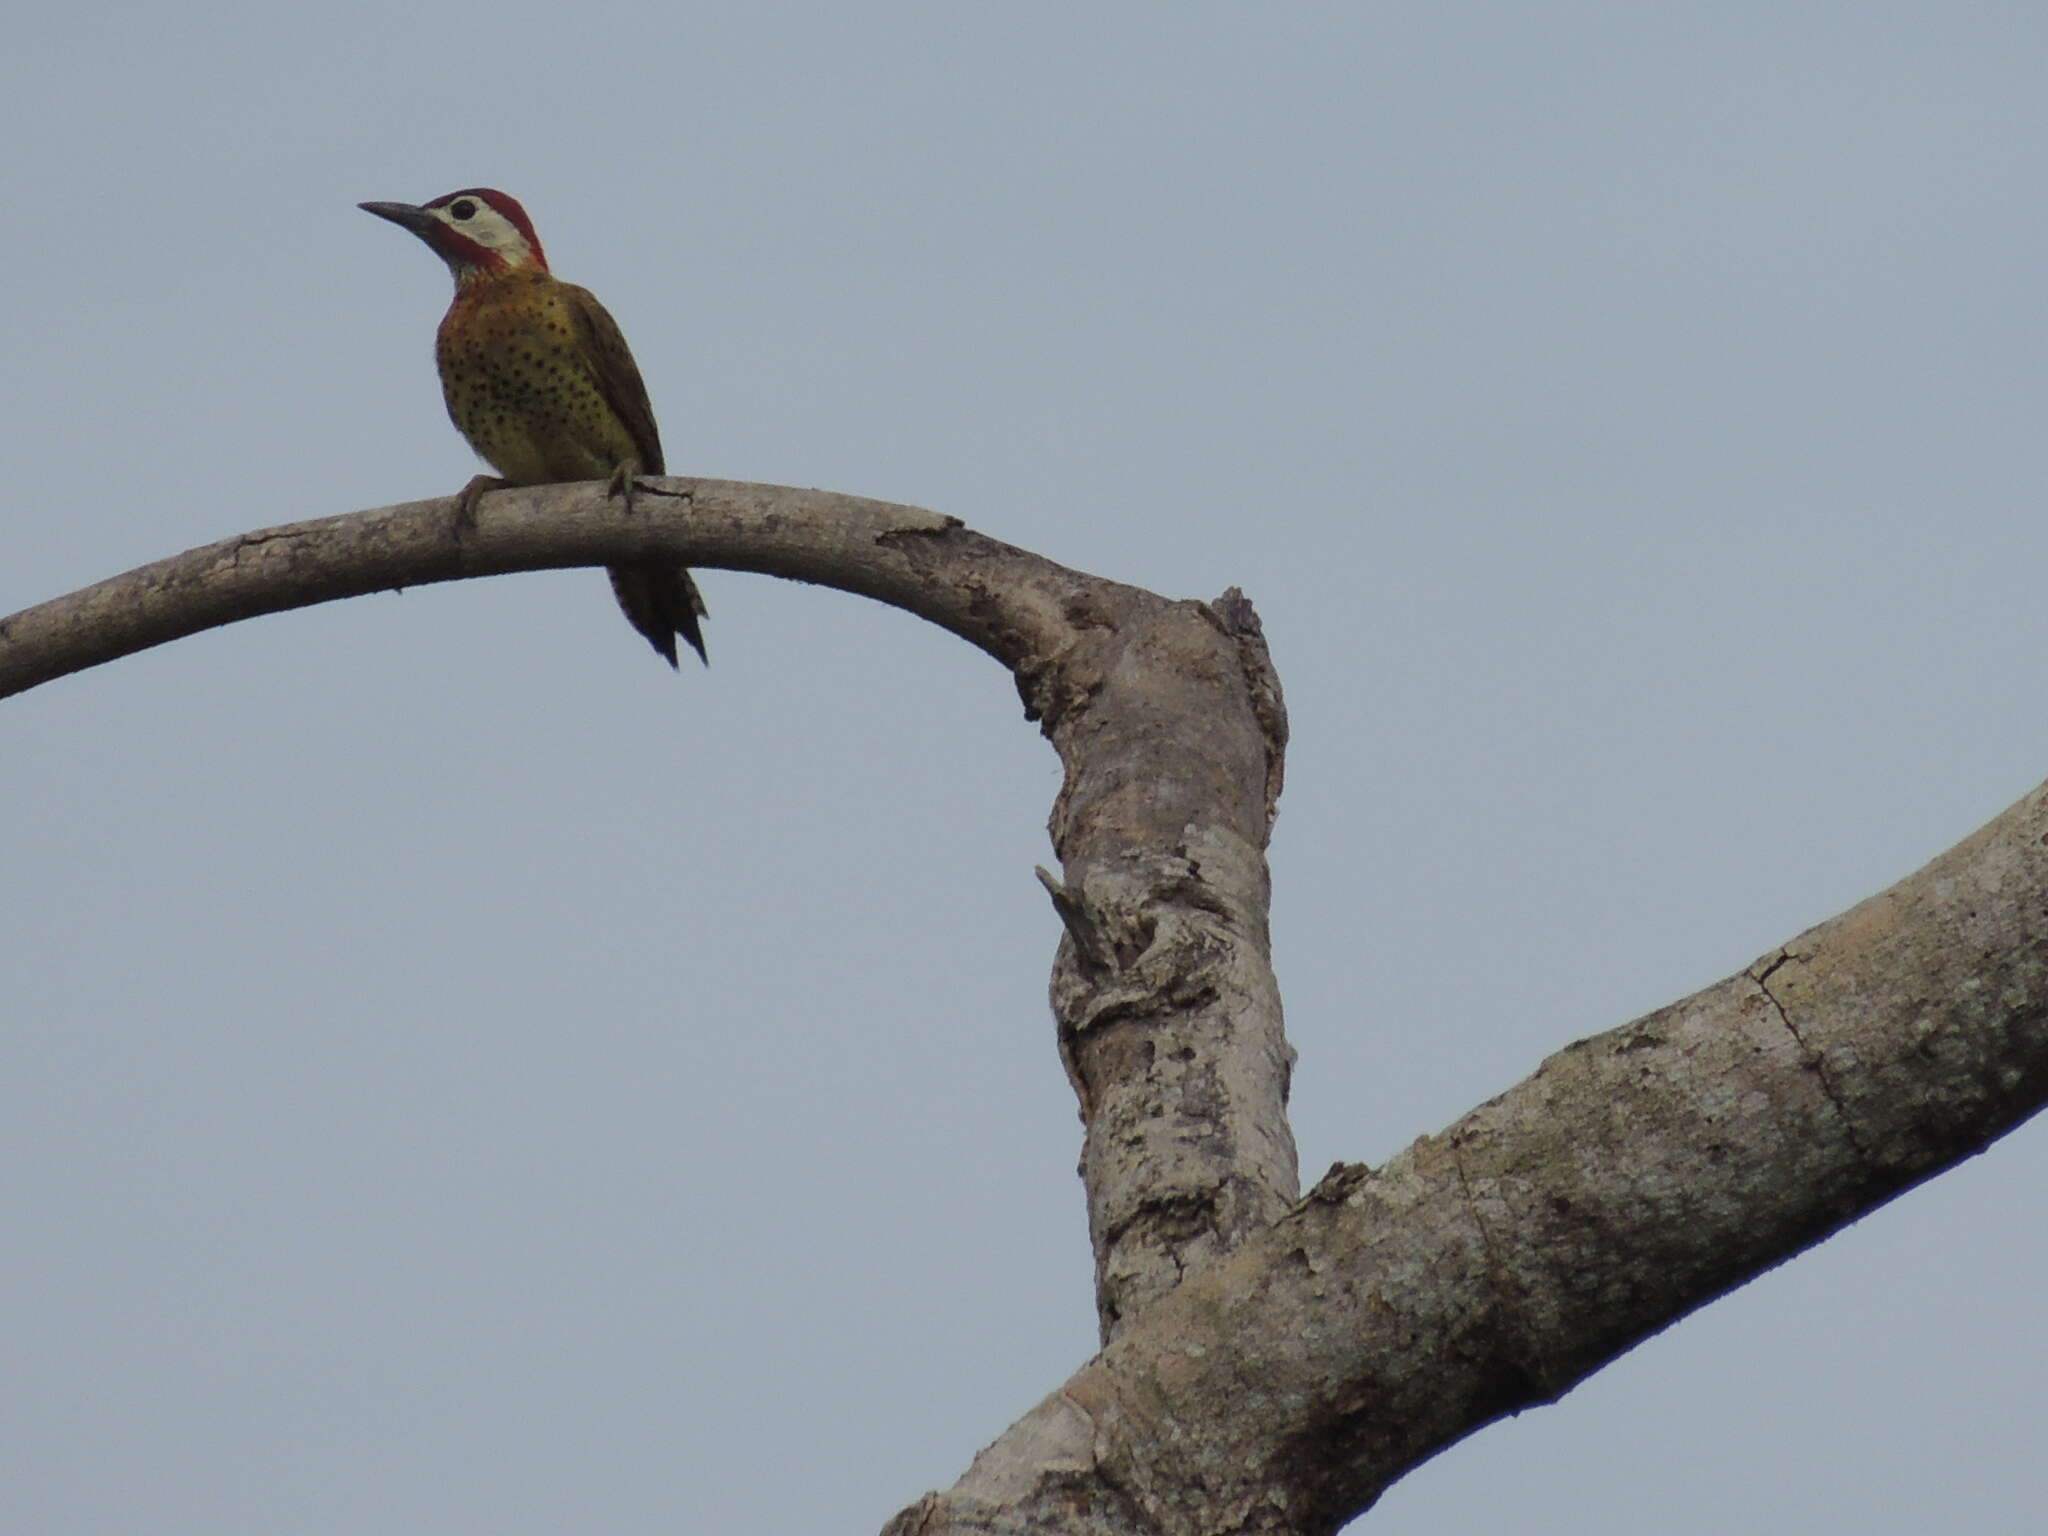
[358,188,707,667]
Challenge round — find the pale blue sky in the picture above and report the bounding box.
[5,4,2044,1531]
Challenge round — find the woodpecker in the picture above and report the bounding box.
[359,188,707,667]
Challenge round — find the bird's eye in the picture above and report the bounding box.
[449,199,477,221]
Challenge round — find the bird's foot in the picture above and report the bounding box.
[452,474,506,535]
[605,465,642,516]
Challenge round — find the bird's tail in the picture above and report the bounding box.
[607,560,709,668]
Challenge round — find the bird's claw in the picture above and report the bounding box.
[452,474,505,535]
[605,465,642,517]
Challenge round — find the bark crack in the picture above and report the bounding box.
[1447,1132,1514,1330]
[1747,952,1875,1165]
[1445,1129,1558,1414]
[1448,1134,1501,1272]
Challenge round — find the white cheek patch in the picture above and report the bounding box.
[435,209,535,266]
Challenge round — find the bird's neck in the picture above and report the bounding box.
[449,256,550,291]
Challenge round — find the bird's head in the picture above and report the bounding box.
[358,189,549,280]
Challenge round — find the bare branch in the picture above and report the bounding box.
[0,479,1033,696]
[898,781,2048,1534]
[28,479,2037,1534]
[1,477,1299,1338]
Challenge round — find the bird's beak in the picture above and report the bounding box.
[358,201,441,240]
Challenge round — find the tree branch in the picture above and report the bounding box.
[1,477,1299,1338]
[23,480,2038,1534]
[895,780,2048,1534]
[0,480,1016,694]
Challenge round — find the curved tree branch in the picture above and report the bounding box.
[1,477,1300,1338]
[13,480,2044,1534]
[0,480,1016,692]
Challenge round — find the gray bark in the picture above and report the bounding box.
[895,781,2048,1532]
[6,478,2043,1535]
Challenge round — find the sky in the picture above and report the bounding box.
[4,3,2045,1531]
